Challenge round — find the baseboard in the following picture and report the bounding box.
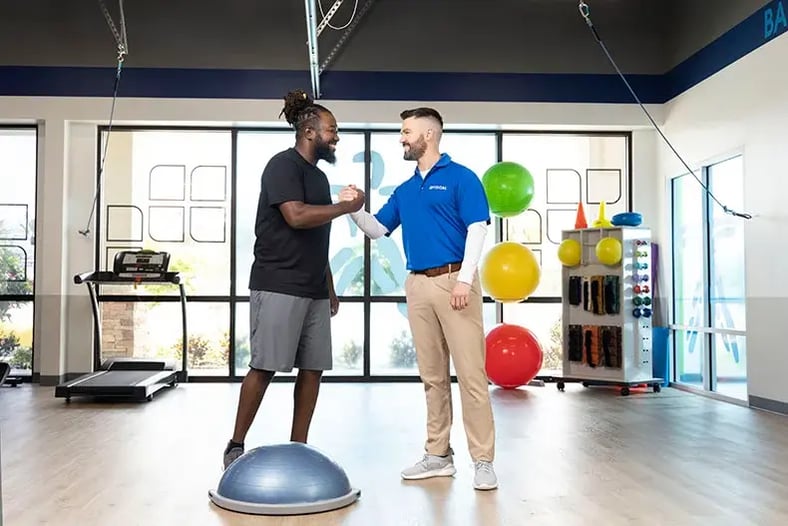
[749,395,788,416]
[670,383,749,408]
[40,372,94,386]
[38,375,64,386]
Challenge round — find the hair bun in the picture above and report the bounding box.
[280,89,314,127]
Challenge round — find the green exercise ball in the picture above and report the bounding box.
[482,162,535,218]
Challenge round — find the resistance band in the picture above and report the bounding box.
[578,1,752,220]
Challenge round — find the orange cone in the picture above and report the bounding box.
[574,201,588,229]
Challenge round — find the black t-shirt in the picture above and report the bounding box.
[249,148,332,299]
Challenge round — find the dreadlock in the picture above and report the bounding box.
[279,89,330,135]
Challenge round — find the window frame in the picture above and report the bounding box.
[0,124,39,380]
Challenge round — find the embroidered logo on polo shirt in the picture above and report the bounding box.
[428,185,447,191]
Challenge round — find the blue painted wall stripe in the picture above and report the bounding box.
[0,1,784,103]
[0,66,312,99]
[319,71,666,103]
[664,0,787,101]
[0,66,665,103]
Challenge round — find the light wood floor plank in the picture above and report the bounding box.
[2,382,787,525]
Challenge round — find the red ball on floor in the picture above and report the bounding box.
[485,324,544,389]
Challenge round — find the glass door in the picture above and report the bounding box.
[671,174,706,390]
[670,154,747,401]
[707,156,747,399]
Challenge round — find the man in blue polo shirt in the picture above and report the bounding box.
[340,107,497,490]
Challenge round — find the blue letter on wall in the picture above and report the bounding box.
[765,0,787,40]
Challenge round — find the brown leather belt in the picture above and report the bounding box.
[412,262,462,277]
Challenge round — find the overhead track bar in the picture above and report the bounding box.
[320,0,376,74]
[317,0,344,36]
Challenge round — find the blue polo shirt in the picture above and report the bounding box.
[374,153,490,271]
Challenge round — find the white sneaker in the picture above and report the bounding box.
[473,461,498,490]
[401,452,456,480]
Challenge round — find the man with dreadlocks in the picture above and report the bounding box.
[223,90,364,469]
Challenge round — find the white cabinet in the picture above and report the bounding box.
[556,227,662,396]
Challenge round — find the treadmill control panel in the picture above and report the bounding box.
[113,250,171,279]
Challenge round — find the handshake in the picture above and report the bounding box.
[338,184,365,213]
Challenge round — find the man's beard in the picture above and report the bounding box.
[403,136,427,161]
[316,141,337,164]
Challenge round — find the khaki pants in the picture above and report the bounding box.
[404,270,496,462]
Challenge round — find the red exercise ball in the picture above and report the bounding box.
[485,323,544,389]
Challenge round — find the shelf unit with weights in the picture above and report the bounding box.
[554,226,663,396]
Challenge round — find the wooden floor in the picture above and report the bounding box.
[2,381,788,526]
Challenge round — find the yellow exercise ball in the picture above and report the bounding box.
[557,239,581,267]
[480,242,541,302]
[595,237,622,265]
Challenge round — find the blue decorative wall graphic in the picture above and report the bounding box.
[329,149,408,314]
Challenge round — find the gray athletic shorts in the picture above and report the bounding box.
[249,290,332,372]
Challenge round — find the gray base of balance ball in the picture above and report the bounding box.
[209,442,361,516]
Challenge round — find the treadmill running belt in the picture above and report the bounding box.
[79,370,161,386]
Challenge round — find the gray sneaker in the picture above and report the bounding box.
[473,461,498,490]
[401,452,456,480]
[223,443,244,470]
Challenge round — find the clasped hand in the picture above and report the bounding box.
[338,185,365,211]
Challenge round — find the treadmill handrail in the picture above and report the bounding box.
[74,271,181,284]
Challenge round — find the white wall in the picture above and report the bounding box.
[0,97,663,129]
[630,129,667,322]
[657,32,788,406]
[0,95,662,383]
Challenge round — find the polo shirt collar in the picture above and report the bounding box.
[413,153,452,179]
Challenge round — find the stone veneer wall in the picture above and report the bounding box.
[100,302,135,358]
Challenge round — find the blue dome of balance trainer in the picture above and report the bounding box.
[208,442,360,516]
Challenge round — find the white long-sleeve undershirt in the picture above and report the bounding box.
[457,221,488,284]
[349,210,488,285]
[349,210,389,239]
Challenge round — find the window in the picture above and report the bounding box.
[91,127,631,381]
[671,154,747,400]
[500,133,630,376]
[98,129,233,376]
[0,127,37,378]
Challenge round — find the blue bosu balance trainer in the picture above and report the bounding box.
[209,442,361,515]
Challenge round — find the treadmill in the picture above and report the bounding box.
[55,250,188,403]
[1,362,22,387]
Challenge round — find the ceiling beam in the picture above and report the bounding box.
[304,0,321,99]
[305,0,346,99]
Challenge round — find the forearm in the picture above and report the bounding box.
[457,221,488,284]
[349,210,389,239]
[281,202,351,229]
